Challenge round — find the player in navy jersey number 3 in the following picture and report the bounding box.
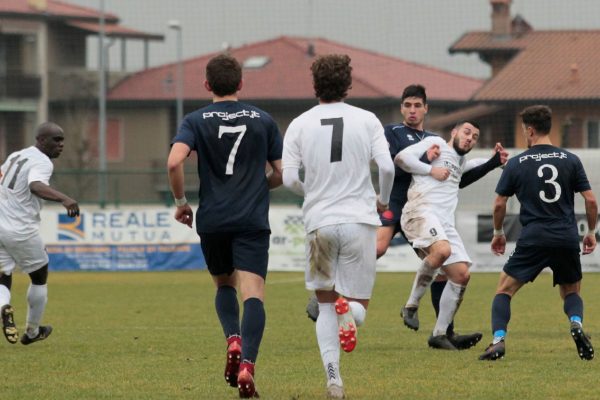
[167,54,283,398]
[479,105,598,361]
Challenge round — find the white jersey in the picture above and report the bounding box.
[0,146,53,235]
[399,136,485,226]
[282,102,389,233]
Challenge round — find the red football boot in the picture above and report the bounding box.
[237,362,260,398]
[224,336,242,387]
[335,297,357,353]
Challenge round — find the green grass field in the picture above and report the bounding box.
[2,271,600,399]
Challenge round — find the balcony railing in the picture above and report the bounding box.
[0,73,41,98]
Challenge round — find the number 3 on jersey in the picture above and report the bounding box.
[321,117,343,162]
[218,125,247,175]
[537,163,561,203]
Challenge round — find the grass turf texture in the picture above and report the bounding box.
[2,271,599,399]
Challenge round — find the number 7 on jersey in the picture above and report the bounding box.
[321,118,344,162]
[218,125,247,175]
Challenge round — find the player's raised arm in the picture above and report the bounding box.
[581,190,598,254]
[460,142,508,189]
[395,138,448,181]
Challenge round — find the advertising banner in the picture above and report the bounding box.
[40,205,600,273]
[268,207,600,273]
[40,207,205,271]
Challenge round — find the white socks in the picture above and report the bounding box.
[0,284,11,308]
[26,284,47,338]
[316,302,343,387]
[349,301,366,326]
[406,260,438,307]
[433,280,466,336]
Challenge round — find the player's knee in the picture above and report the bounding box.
[430,247,451,267]
[452,271,470,286]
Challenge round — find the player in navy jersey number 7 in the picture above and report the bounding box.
[167,54,283,398]
[479,105,597,361]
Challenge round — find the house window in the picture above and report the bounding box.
[587,120,600,148]
[87,118,124,162]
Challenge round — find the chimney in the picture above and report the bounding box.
[28,0,47,11]
[490,0,511,38]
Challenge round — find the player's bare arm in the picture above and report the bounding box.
[29,181,79,217]
[491,195,508,255]
[267,159,283,189]
[167,142,194,228]
[581,189,598,254]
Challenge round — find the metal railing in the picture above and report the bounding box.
[52,169,302,207]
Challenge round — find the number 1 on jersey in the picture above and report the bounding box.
[218,125,247,175]
[321,118,344,162]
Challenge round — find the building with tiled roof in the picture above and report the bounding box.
[430,0,600,149]
[0,0,162,163]
[99,35,483,203]
[109,36,481,104]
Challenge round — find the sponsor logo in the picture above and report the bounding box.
[58,214,85,241]
[58,211,173,242]
[519,151,568,163]
[202,110,261,121]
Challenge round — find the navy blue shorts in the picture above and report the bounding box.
[199,230,270,280]
[503,245,582,286]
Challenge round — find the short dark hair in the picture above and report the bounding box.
[401,84,427,104]
[205,54,242,97]
[311,54,352,102]
[520,105,552,134]
[455,120,480,131]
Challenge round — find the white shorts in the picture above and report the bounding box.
[401,210,471,267]
[0,230,49,275]
[305,223,377,300]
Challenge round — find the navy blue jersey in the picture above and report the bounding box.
[495,144,591,248]
[385,123,437,208]
[173,101,283,233]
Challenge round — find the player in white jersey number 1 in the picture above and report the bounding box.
[0,122,79,346]
[282,54,394,399]
[396,121,507,350]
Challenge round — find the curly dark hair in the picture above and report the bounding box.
[520,105,552,134]
[205,54,242,97]
[311,54,352,102]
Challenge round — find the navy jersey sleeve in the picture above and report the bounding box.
[572,155,591,193]
[172,115,197,151]
[384,125,398,158]
[495,160,516,197]
[266,117,283,161]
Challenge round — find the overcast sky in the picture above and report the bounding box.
[69,0,600,78]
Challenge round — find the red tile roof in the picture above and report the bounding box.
[66,21,163,41]
[108,36,482,103]
[453,31,600,101]
[0,0,118,22]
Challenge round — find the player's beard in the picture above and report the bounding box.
[453,137,472,155]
